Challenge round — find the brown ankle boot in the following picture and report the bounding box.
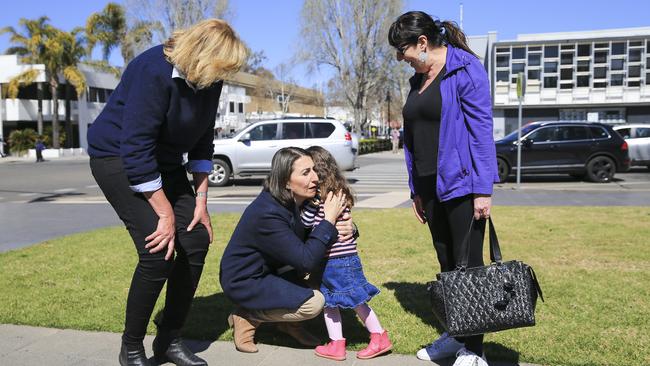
[276,322,321,347]
[228,311,261,353]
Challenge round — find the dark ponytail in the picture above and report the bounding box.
[388,11,478,58]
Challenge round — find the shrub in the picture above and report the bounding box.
[8,129,38,155]
[359,138,391,155]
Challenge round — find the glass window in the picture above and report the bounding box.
[560,83,573,89]
[610,74,624,86]
[647,73,650,85]
[512,63,525,74]
[594,67,607,79]
[590,126,609,139]
[615,128,631,139]
[611,59,624,70]
[577,44,591,57]
[577,75,590,87]
[544,62,558,73]
[249,124,278,141]
[577,60,590,72]
[528,69,540,80]
[497,71,509,82]
[635,128,650,138]
[229,101,235,113]
[629,48,642,62]
[544,76,557,88]
[595,42,609,49]
[557,126,589,141]
[528,127,558,142]
[561,44,575,50]
[594,51,608,64]
[544,45,559,58]
[647,41,650,53]
[496,47,509,53]
[528,53,541,66]
[281,123,307,139]
[594,81,607,88]
[238,103,244,114]
[308,123,335,138]
[561,53,574,65]
[612,42,626,55]
[629,65,641,78]
[628,80,640,87]
[561,68,573,80]
[529,46,542,51]
[630,41,642,47]
[497,55,509,67]
[512,47,526,59]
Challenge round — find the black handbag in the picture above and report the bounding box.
[428,217,544,337]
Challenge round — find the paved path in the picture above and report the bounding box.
[0,324,539,366]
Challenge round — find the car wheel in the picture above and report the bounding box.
[497,158,510,183]
[586,156,615,183]
[208,159,231,187]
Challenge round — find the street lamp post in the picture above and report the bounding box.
[0,83,4,157]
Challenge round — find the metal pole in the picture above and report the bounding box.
[0,83,4,157]
[516,97,522,188]
[460,3,464,30]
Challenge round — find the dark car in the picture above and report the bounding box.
[495,121,630,183]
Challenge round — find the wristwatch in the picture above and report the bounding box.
[196,191,208,198]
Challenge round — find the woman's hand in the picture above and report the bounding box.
[335,211,354,241]
[473,194,492,220]
[145,210,176,260]
[412,195,426,224]
[187,199,213,244]
[323,190,347,225]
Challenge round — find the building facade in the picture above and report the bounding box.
[469,27,650,138]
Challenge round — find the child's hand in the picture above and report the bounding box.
[323,190,346,225]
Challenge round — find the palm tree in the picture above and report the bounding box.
[1,16,50,135]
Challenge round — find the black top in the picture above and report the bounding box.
[402,66,445,177]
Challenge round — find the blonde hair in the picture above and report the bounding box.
[164,19,247,89]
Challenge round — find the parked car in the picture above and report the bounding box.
[495,121,630,183]
[612,124,650,170]
[208,117,356,186]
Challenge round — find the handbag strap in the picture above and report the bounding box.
[458,216,503,269]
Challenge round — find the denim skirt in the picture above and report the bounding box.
[320,254,380,308]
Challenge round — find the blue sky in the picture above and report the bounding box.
[1,0,649,87]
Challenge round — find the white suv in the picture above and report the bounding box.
[208,118,356,186]
[613,124,650,169]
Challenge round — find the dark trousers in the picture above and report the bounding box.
[36,149,44,162]
[90,157,210,345]
[415,174,485,355]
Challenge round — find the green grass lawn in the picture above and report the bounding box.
[1,207,649,365]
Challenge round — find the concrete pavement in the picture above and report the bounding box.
[0,324,539,366]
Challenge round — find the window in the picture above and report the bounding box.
[528,127,558,142]
[544,76,557,88]
[528,53,541,66]
[229,101,235,113]
[611,42,626,55]
[512,63,525,74]
[629,65,641,78]
[647,73,650,85]
[630,41,642,47]
[561,44,575,50]
[560,83,573,89]
[594,82,607,88]
[635,128,650,138]
[577,44,591,57]
[496,71,509,82]
[529,46,542,51]
[561,53,574,65]
[629,48,642,62]
[496,47,509,53]
[595,42,609,49]
[594,67,607,79]
[248,124,278,141]
[308,123,335,138]
[611,59,624,70]
[577,75,590,87]
[561,68,573,80]
[237,102,244,114]
[497,55,509,67]
[577,60,590,72]
[615,128,631,139]
[594,51,608,64]
[281,123,306,139]
[628,80,640,87]
[544,45,559,58]
[512,47,526,59]
[610,74,624,86]
[557,126,589,141]
[590,126,609,139]
[528,69,541,80]
[544,62,558,73]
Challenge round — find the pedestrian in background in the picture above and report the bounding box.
[389,11,499,366]
[87,19,247,366]
[35,138,45,162]
[390,127,400,153]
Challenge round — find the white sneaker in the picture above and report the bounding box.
[416,332,464,361]
[452,347,488,366]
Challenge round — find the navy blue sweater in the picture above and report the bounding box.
[220,191,338,310]
[87,45,223,187]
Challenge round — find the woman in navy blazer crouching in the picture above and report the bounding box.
[220,147,349,353]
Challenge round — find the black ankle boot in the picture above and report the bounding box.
[153,336,207,366]
[119,342,152,366]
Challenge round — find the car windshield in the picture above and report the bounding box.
[499,124,539,142]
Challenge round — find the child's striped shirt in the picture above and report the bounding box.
[301,201,357,258]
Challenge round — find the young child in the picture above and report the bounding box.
[304,146,392,361]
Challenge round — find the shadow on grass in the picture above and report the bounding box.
[383,282,521,364]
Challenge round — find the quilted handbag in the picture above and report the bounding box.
[428,217,544,337]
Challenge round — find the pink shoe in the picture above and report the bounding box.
[315,339,346,361]
[356,330,393,359]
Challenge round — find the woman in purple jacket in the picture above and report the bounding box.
[389,11,499,366]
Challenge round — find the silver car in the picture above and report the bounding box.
[208,118,356,186]
[613,124,650,169]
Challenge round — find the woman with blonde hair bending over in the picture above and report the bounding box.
[87,19,247,366]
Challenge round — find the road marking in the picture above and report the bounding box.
[356,191,411,208]
[18,193,38,197]
[54,188,76,193]
[85,185,99,189]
